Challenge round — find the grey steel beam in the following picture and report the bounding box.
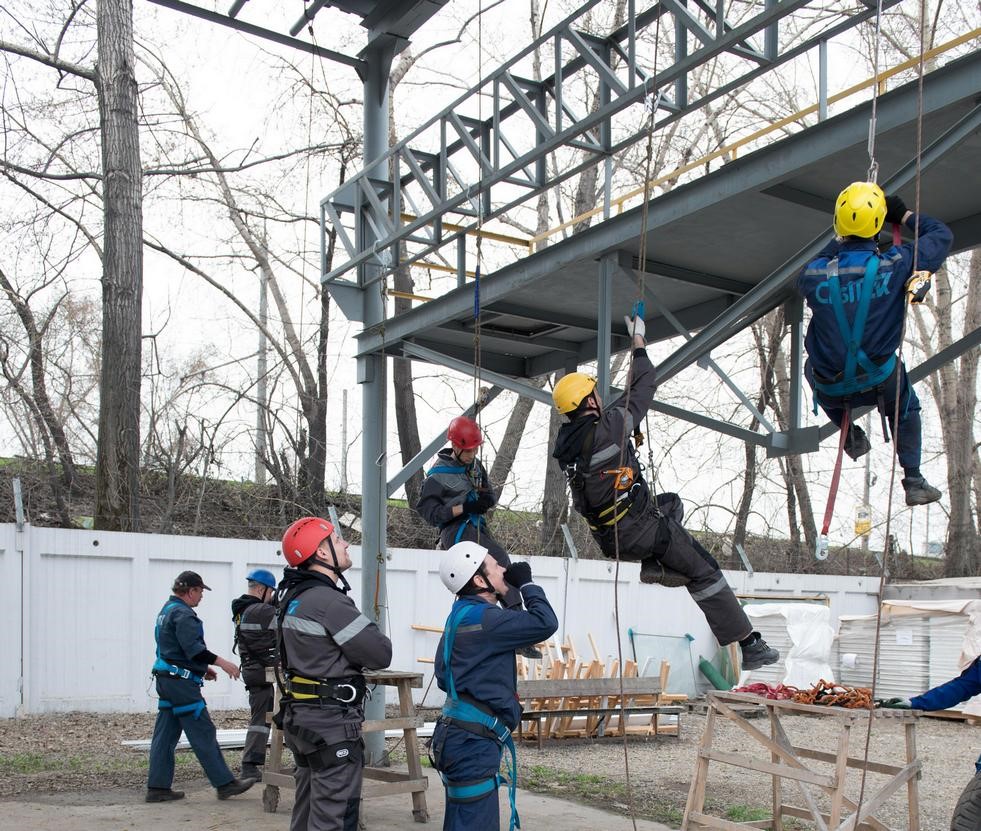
[622,250,754,295]
[147,0,367,71]
[597,253,615,403]
[386,386,504,497]
[358,39,395,766]
[401,338,530,377]
[401,342,554,407]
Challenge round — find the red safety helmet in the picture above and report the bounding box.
[281,516,334,567]
[447,416,482,450]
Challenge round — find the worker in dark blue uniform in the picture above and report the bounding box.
[146,570,256,802]
[798,182,952,506]
[430,541,558,831]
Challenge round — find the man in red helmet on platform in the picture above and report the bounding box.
[277,517,392,831]
[417,417,540,658]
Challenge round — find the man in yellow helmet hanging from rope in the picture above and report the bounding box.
[551,314,779,671]
[797,181,952,506]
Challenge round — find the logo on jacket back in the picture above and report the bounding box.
[814,272,889,305]
[287,599,301,615]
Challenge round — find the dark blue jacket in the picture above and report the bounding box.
[797,213,952,380]
[155,596,211,676]
[910,655,981,711]
[435,584,558,730]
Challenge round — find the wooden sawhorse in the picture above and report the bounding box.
[683,690,921,830]
[262,669,429,822]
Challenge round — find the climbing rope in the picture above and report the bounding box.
[865,0,885,183]
[605,14,665,831]
[854,0,929,818]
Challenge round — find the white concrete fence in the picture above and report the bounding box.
[0,523,881,718]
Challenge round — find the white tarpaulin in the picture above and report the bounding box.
[742,603,835,688]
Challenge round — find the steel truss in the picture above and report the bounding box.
[322,0,901,294]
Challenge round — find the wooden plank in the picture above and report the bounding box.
[362,716,425,732]
[769,711,829,831]
[838,762,919,831]
[521,705,682,719]
[713,698,822,778]
[829,720,851,827]
[362,778,429,798]
[364,767,418,783]
[410,624,444,633]
[687,811,759,829]
[682,700,715,829]
[781,805,883,831]
[700,749,833,787]
[906,721,920,831]
[789,746,902,776]
[518,676,662,697]
[711,691,917,721]
[365,669,423,687]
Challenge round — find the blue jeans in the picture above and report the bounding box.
[147,674,234,789]
[432,720,503,831]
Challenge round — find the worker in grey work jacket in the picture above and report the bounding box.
[277,517,393,831]
[551,309,779,671]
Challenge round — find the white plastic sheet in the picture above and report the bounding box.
[744,603,834,688]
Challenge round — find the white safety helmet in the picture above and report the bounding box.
[439,541,487,594]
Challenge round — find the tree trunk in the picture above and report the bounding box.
[94,0,143,532]
[393,246,423,508]
[490,376,547,500]
[540,392,569,556]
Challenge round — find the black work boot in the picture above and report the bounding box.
[241,763,262,781]
[145,787,185,803]
[216,777,257,800]
[902,476,942,506]
[517,646,543,659]
[843,425,871,461]
[740,633,779,670]
[640,557,690,587]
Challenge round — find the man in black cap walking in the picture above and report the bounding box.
[146,570,257,803]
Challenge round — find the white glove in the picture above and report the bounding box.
[624,314,646,340]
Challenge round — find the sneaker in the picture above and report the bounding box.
[902,476,941,506]
[517,646,543,660]
[216,777,257,800]
[241,763,262,781]
[145,787,185,803]
[843,425,871,461]
[741,633,779,670]
[640,557,690,587]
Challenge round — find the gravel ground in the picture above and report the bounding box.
[1,706,976,828]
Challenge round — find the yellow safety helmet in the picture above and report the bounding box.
[552,372,598,414]
[833,181,886,239]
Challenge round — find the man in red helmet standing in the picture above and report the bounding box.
[416,417,531,621]
[277,517,392,831]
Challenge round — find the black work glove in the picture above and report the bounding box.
[463,491,495,515]
[884,195,907,225]
[503,561,533,588]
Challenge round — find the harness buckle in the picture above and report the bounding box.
[333,683,358,704]
[602,466,635,491]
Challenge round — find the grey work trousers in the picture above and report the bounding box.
[242,681,274,767]
[284,703,364,831]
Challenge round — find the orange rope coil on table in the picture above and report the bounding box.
[733,680,874,709]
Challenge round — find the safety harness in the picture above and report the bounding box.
[272,572,368,770]
[429,461,489,544]
[810,255,896,417]
[151,600,206,718]
[435,599,520,830]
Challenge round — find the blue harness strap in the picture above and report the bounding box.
[152,601,205,686]
[157,698,207,719]
[440,601,521,830]
[813,256,896,409]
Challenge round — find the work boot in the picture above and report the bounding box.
[843,425,871,461]
[740,633,779,670]
[902,476,942,506]
[640,557,690,587]
[517,646,543,660]
[216,777,257,800]
[145,787,185,803]
[241,763,262,781]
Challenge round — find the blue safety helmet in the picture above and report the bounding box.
[246,568,277,589]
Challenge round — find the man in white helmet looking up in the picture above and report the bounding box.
[430,542,558,831]
[551,308,778,672]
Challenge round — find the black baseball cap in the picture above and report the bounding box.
[173,570,211,591]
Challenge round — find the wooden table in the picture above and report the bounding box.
[261,669,429,822]
[682,691,921,831]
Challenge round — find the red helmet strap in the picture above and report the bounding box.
[311,535,351,594]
